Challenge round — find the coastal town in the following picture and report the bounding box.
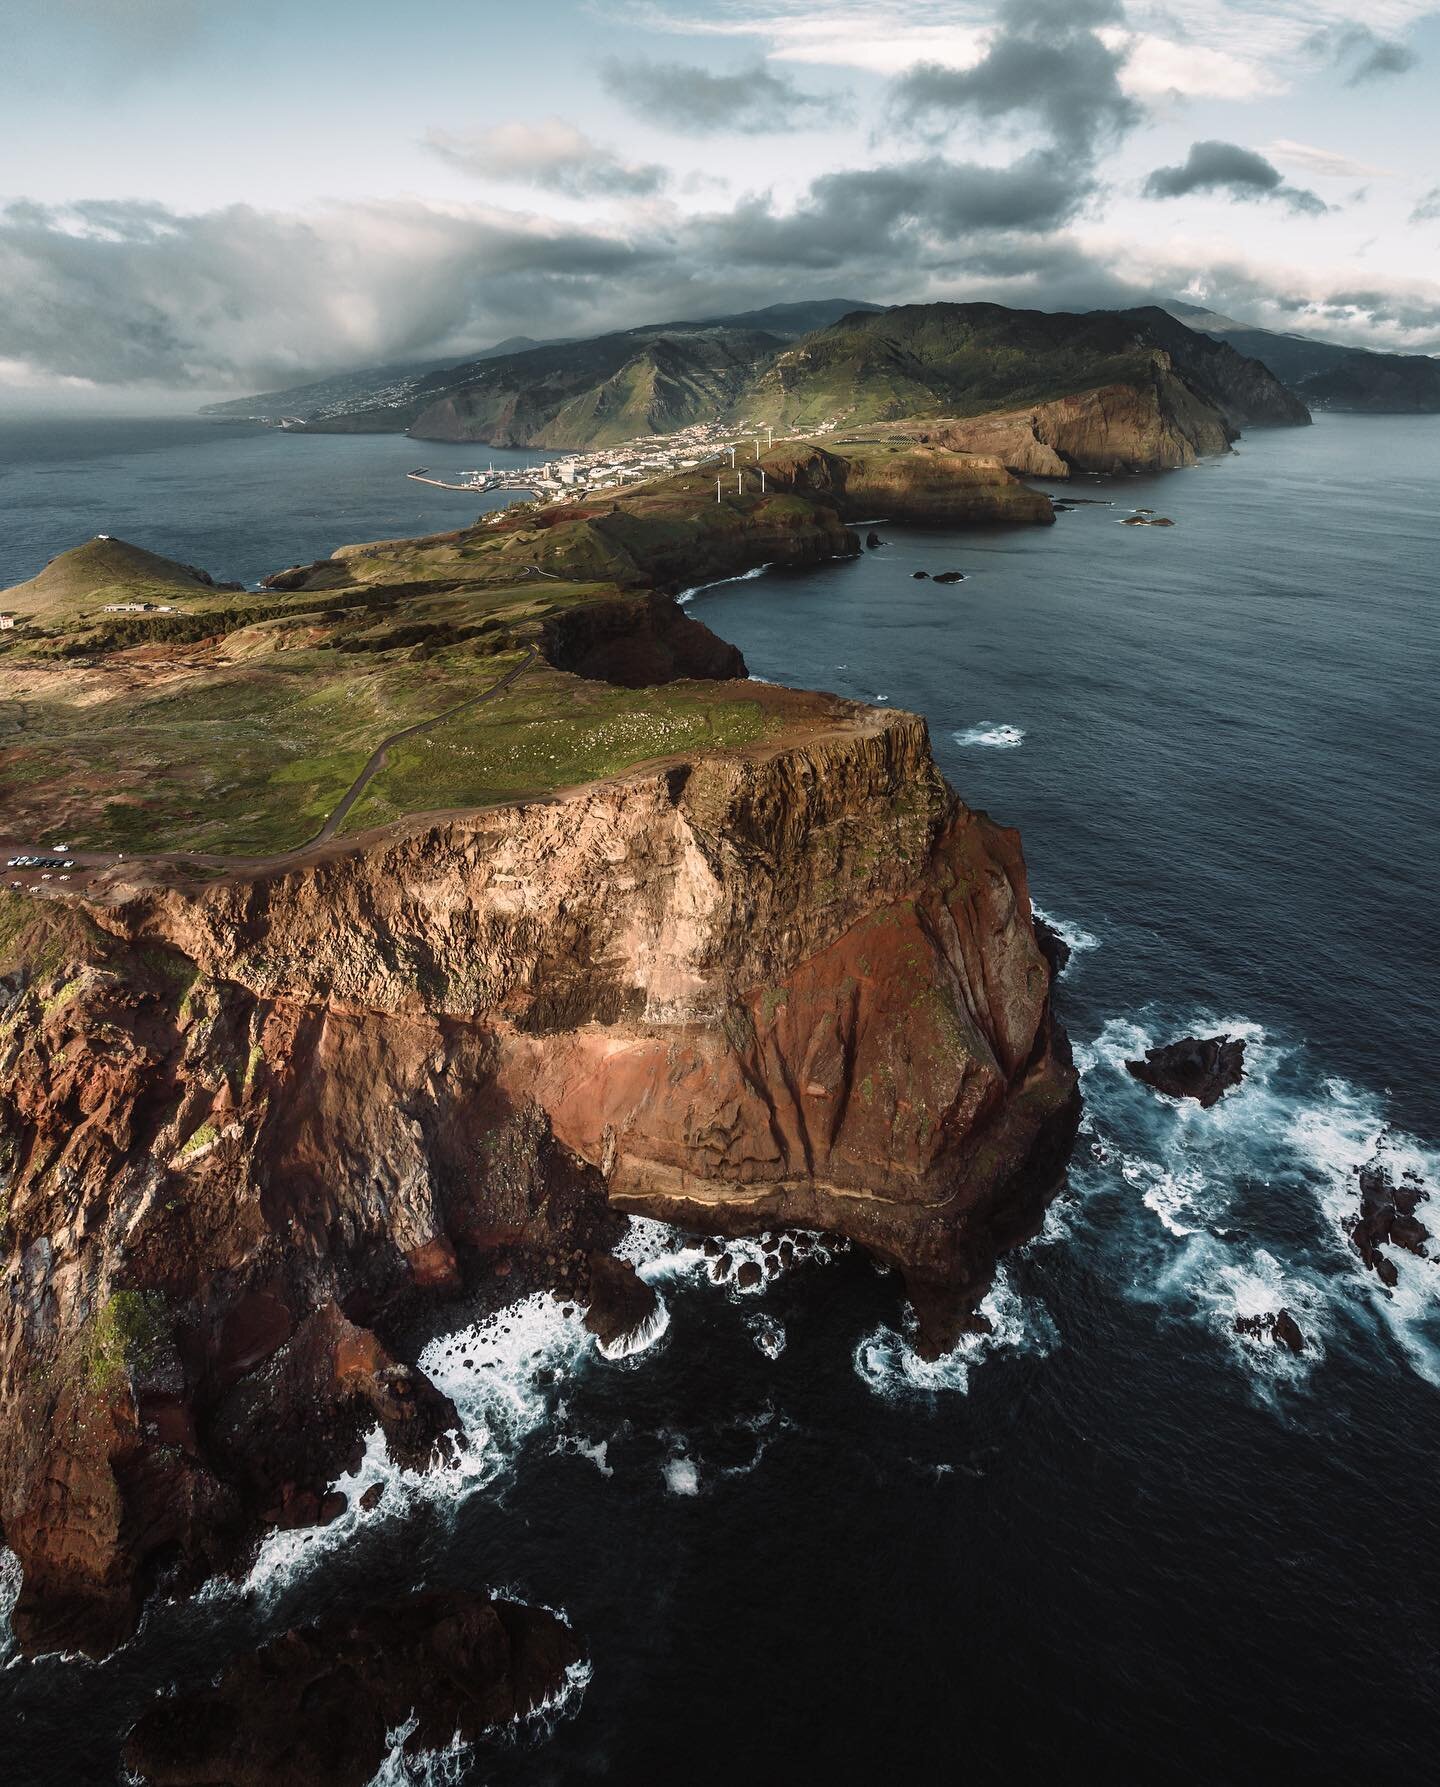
[405,416,840,507]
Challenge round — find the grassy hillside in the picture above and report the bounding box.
[3,538,239,626]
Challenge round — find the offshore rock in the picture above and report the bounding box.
[122,1590,582,1787]
[0,701,1075,1649]
[1126,1035,1245,1107]
[1348,1153,1431,1287]
[1234,1308,1306,1354]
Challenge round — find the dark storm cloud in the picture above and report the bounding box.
[5,162,1435,397]
[600,56,848,134]
[689,152,1086,269]
[1143,142,1328,215]
[0,197,667,389]
[423,121,668,200]
[1308,24,1420,87]
[888,0,1141,161]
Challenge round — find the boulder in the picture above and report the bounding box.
[1126,1035,1245,1107]
[1347,1153,1430,1286]
[1234,1308,1306,1354]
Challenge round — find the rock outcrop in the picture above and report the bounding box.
[0,695,1076,1654]
[122,1589,582,1786]
[1234,1308,1306,1354]
[925,375,1233,479]
[1126,1035,1245,1107]
[763,442,1054,526]
[1348,1153,1431,1286]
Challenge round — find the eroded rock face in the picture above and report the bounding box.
[122,1590,582,1787]
[929,372,1234,478]
[764,443,1054,526]
[0,702,1075,1652]
[1126,1035,1245,1107]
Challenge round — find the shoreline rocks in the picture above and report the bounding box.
[122,1590,582,1787]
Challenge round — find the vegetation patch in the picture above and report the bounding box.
[88,1290,171,1391]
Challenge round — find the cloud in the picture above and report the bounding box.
[1264,139,1394,180]
[423,119,667,199]
[888,0,1141,160]
[689,151,1089,268]
[0,196,665,391]
[600,55,847,133]
[1412,187,1440,223]
[1308,23,1420,85]
[1144,142,1328,215]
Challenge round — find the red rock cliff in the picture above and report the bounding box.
[0,700,1075,1657]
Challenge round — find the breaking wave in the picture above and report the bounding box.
[854,1266,1058,1397]
[363,1657,592,1785]
[1073,1012,1440,1390]
[1031,902,1101,956]
[953,722,1024,748]
[676,562,775,605]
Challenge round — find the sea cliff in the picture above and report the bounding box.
[0,448,1078,1661]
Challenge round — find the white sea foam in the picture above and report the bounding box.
[1030,902,1101,955]
[664,1455,700,1496]
[554,1435,613,1477]
[1074,1008,1440,1388]
[616,1215,834,1298]
[953,722,1024,748]
[366,1718,472,1787]
[364,1657,592,1784]
[748,1313,786,1359]
[232,1295,606,1607]
[854,1266,1057,1397]
[676,561,774,605]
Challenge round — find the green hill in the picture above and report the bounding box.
[2,537,237,625]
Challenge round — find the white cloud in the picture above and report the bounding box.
[1099,29,1284,100]
[423,118,667,197]
[1265,139,1397,179]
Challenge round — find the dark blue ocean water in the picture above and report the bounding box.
[0,417,540,589]
[2,414,1438,1785]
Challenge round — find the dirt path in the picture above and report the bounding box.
[1,648,538,886]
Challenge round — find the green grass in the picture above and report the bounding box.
[88,1290,171,1391]
[342,672,775,826]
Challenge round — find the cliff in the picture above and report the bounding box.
[0,697,1075,1657]
[762,440,1055,524]
[920,375,1232,478]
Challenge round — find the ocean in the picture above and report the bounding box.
[2,412,1437,1784]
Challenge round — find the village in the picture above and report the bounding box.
[405,414,844,507]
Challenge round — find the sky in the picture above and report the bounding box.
[1,0,1438,407]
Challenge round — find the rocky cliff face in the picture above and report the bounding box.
[0,697,1075,1658]
[927,372,1233,477]
[763,442,1054,525]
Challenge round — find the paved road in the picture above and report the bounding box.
[2,647,538,886]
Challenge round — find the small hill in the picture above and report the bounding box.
[2,537,227,624]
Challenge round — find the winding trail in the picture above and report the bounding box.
[309,647,537,850]
[1,647,538,884]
